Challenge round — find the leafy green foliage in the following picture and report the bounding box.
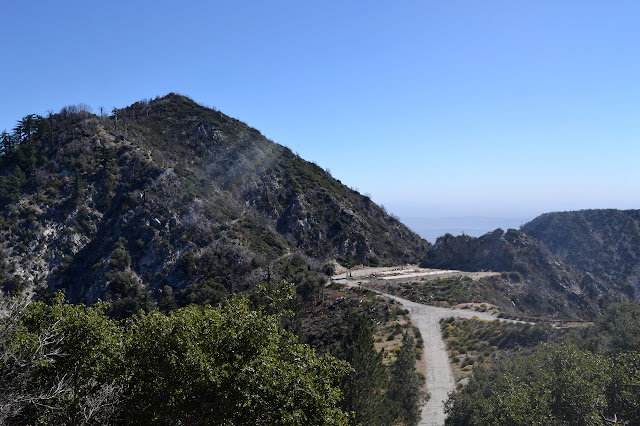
[446,344,612,425]
[444,302,640,425]
[0,293,123,425]
[0,293,350,425]
[607,351,640,422]
[572,301,640,354]
[123,298,349,425]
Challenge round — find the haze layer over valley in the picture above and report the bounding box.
[399,215,533,243]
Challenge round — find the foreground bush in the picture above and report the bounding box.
[444,303,640,425]
[0,293,349,425]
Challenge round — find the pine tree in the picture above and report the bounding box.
[1,130,14,157]
[389,332,425,426]
[158,285,177,313]
[111,107,118,128]
[26,146,37,181]
[99,145,115,195]
[5,166,26,203]
[20,114,36,144]
[33,116,51,144]
[336,313,396,425]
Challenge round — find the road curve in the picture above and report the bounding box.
[334,270,508,426]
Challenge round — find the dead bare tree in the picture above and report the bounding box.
[0,296,123,424]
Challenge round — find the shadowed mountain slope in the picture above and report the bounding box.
[521,209,640,299]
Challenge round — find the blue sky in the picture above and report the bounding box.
[2,0,639,222]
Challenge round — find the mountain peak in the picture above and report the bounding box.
[0,95,428,306]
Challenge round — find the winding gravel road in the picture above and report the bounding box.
[334,267,511,426]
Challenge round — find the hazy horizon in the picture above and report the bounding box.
[386,200,640,242]
[398,215,533,244]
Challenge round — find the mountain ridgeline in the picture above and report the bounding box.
[0,94,428,307]
[2,94,640,425]
[422,210,640,319]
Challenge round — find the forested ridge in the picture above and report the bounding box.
[0,94,426,307]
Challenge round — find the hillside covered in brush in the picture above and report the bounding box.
[521,209,640,300]
[421,209,640,319]
[0,94,428,309]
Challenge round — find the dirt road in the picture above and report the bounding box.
[385,293,499,426]
[333,267,512,426]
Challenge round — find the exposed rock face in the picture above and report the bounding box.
[421,229,517,272]
[421,209,640,319]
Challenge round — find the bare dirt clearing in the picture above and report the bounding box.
[335,264,498,284]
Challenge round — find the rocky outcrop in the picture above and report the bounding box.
[421,229,517,272]
[420,209,640,319]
